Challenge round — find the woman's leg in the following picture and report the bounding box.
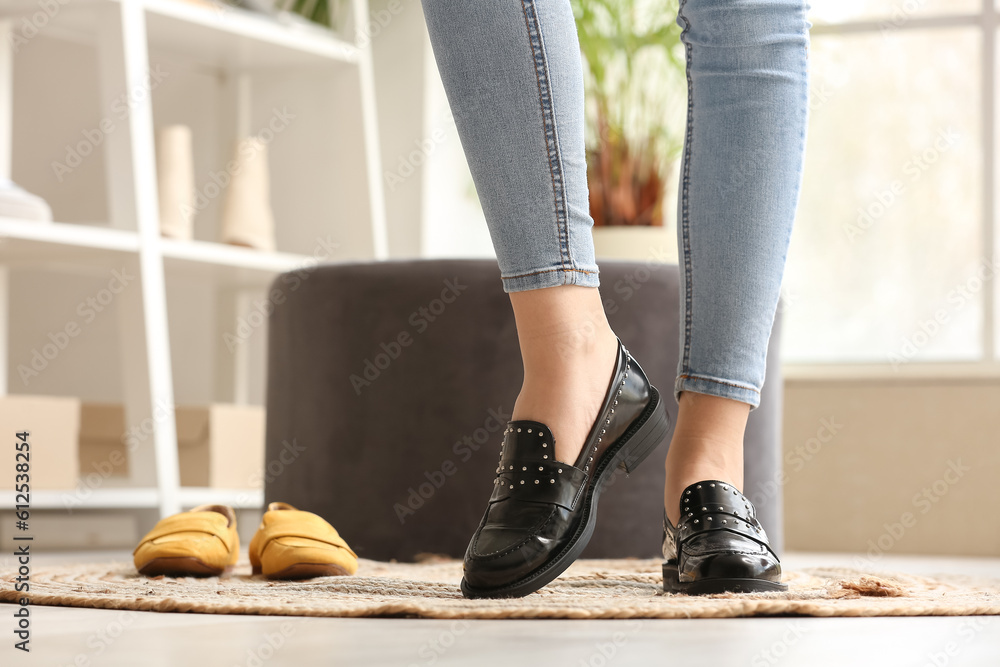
[421,1,673,599]
[420,0,615,466]
[665,0,810,524]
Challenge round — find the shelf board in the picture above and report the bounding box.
[0,488,159,510]
[0,218,140,271]
[177,487,263,509]
[0,217,138,251]
[160,237,308,286]
[0,0,359,70]
[0,487,263,510]
[0,218,308,283]
[142,0,360,69]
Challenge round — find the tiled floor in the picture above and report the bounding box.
[1,550,998,666]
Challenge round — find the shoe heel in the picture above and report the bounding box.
[662,561,681,593]
[619,388,670,474]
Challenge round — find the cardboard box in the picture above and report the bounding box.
[79,403,129,478]
[177,404,265,489]
[0,395,80,490]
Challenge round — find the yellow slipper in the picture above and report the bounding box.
[134,505,240,577]
[249,502,358,579]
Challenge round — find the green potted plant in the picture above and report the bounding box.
[275,0,338,29]
[572,0,686,259]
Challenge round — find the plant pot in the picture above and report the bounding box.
[591,225,677,263]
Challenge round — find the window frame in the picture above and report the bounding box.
[784,0,1000,379]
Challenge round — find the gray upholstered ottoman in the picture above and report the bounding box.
[264,260,784,561]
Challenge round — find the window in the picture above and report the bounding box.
[782,0,994,368]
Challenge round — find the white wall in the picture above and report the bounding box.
[369,0,495,260]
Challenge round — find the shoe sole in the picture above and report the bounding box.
[252,562,353,580]
[461,386,670,599]
[661,562,788,594]
[137,557,232,577]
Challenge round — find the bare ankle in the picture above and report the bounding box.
[663,392,750,525]
[507,286,619,465]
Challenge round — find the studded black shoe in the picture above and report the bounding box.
[460,339,671,599]
[662,480,787,594]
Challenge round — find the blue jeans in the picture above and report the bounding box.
[420,0,810,408]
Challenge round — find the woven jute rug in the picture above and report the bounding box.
[3,558,1000,619]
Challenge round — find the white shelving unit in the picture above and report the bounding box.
[0,0,388,517]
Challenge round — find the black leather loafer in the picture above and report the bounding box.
[662,480,786,594]
[460,340,670,599]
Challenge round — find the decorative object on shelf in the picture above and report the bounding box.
[221,0,346,35]
[573,0,685,228]
[0,179,53,222]
[173,0,228,9]
[272,0,347,31]
[219,136,277,251]
[156,125,196,241]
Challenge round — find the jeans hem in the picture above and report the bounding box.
[501,266,600,293]
[674,373,761,410]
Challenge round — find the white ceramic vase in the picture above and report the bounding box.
[156,125,195,240]
[219,136,276,252]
